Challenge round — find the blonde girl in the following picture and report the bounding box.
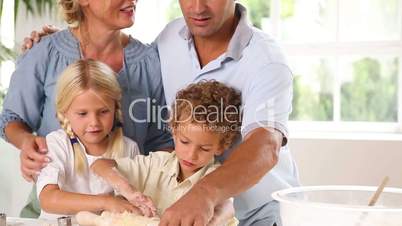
[0,0,172,218]
[36,59,155,220]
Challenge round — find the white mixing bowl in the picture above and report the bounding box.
[272,186,402,226]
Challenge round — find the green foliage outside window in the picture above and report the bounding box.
[341,58,398,122]
[291,59,334,121]
[241,0,270,28]
[166,1,182,22]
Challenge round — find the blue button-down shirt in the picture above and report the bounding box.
[0,29,173,154]
[156,3,300,221]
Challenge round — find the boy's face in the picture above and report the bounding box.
[174,122,224,178]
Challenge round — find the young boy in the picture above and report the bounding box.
[91,80,242,226]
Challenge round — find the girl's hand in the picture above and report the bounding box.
[124,191,157,217]
[102,195,142,215]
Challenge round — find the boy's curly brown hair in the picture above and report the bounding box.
[170,80,242,149]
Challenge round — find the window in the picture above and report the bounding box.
[240,0,402,133]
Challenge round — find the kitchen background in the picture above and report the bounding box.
[1,0,402,217]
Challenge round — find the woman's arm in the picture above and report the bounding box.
[1,35,52,182]
[39,184,140,214]
[5,121,49,181]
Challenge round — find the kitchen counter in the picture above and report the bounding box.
[6,217,78,226]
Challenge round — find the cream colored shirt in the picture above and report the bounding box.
[116,151,238,226]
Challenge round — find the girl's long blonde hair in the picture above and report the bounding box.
[56,59,125,174]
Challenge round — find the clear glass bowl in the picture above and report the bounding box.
[272,186,402,226]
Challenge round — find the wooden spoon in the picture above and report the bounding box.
[355,176,389,226]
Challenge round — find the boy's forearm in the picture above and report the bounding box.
[91,159,136,196]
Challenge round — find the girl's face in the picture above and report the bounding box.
[64,89,115,147]
[174,122,225,179]
[80,0,136,30]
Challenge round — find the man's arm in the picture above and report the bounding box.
[198,127,282,201]
[160,128,282,226]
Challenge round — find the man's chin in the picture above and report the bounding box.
[189,28,215,38]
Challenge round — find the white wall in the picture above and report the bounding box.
[0,140,32,216]
[289,136,402,188]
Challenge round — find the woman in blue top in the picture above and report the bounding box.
[0,0,173,218]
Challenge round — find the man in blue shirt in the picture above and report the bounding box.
[156,1,299,226]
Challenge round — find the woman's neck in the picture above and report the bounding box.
[72,21,128,72]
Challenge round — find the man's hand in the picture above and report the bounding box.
[20,135,49,182]
[21,24,59,53]
[160,186,215,226]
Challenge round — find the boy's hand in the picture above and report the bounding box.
[207,199,235,226]
[125,191,157,218]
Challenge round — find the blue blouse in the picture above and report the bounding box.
[0,29,173,154]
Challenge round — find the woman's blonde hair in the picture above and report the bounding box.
[56,59,124,174]
[59,0,84,27]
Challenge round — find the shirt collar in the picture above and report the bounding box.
[161,152,217,186]
[178,3,253,61]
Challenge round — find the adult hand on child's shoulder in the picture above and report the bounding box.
[21,24,59,53]
[20,135,49,182]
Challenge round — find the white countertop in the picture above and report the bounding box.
[6,217,78,226]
